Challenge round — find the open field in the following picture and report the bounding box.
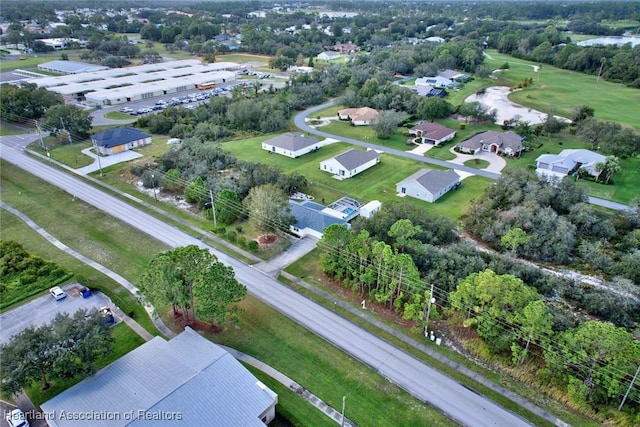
[0,51,84,72]
[483,50,640,131]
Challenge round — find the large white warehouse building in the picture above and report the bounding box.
[27,59,239,106]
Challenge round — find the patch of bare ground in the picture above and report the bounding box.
[167,309,224,333]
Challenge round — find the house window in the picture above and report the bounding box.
[340,170,345,176]
[401,187,406,194]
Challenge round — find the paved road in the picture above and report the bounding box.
[294,101,630,212]
[1,141,531,426]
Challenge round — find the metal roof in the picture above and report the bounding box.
[41,328,276,427]
[92,127,150,148]
[37,60,109,74]
[289,200,349,234]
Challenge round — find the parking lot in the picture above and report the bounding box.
[0,284,114,345]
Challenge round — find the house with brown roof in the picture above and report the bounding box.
[457,130,524,157]
[333,42,359,53]
[337,107,379,126]
[409,122,456,145]
[320,148,380,179]
[262,133,321,158]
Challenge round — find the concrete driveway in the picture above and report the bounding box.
[75,147,142,175]
[0,284,112,345]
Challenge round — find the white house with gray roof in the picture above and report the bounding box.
[536,149,606,179]
[320,148,380,179]
[396,169,460,202]
[41,327,277,427]
[262,133,320,158]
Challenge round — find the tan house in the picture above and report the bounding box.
[333,42,359,53]
[409,122,456,145]
[92,127,151,156]
[338,107,379,126]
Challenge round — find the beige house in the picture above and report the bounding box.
[337,107,379,126]
[457,130,524,157]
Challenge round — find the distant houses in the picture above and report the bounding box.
[337,107,379,126]
[320,148,380,179]
[409,122,456,145]
[415,76,455,88]
[92,127,151,156]
[457,130,524,157]
[396,169,461,203]
[261,133,320,158]
[536,149,606,179]
[333,42,359,53]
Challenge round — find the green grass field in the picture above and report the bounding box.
[483,50,640,130]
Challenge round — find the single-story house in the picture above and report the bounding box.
[437,69,471,82]
[457,130,524,157]
[425,36,446,43]
[333,42,359,53]
[41,327,278,427]
[317,51,341,61]
[262,133,320,158]
[412,85,447,98]
[92,127,151,156]
[415,76,456,88]
[396,169,461,203]
[320,148,380,179]
[337,107,379,126]
[289,200,350,238]
[409,122,456,145]
[536,149,606,179]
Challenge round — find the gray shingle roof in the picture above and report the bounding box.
[410,122,456,141]
[41,328,276,427]
[398,169,460,194]
[458,130,523,152]
[289,200,349,234]
[264,133,319,151]
[334,149,380,170]
[93,127,150,148]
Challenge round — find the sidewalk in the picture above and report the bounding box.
[254,236,319,277]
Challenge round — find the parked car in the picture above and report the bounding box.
[79,286,91,298]
[5,409,30,427]
[99,306,115,325]
[49,286,67,300]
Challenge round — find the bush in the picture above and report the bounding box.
[237,236,247,247]
[213,226,226,235]
[247,241,259,252]
[226,231,237,242]
[235,225,243,233]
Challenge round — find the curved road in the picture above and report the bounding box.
[294,101,629,211]
[0,144,531,426]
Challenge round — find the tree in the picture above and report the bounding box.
[512,300,552,365]
[214,189,241,225]
[417,97,453,120]
[544,321,640,406]
[570,105,594,123]
[0,310,113,395]
[193,262,246,326]
[500,227,530,256]
[243,183,293,239]
[42,104,93,138]
[139,245,246,327]
[372,110,404,139]
[595,156,621,184]
[0,83,62,122]
[184,176,206,207]
[449,269,542,355]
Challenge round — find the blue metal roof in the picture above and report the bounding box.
[289,200,349,234]
[92,127,150,148]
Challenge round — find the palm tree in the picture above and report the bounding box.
[595,156,621,184]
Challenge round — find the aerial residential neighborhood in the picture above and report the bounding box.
[1,1,639,426]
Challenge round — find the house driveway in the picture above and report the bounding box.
[255,236,319,277]
[76,147,142,175]
[0,284,113,345]
[448,147,506,179]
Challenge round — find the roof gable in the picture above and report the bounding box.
[93,127,150,148]
[398,169,459,194]
[410,122,455,140]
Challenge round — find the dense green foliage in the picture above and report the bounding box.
[0,83,62,123]
[0,241,70,309]
[0,310,114,395]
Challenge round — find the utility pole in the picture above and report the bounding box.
[151,173,158,201]
[91,137,103,177]
[35,120,45,149]
[341,395,346,427]
[424,283,436,335]
[209,189,217,227]
[618,365,640,411]
[60,117,72,144]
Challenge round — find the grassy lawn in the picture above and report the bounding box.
[0,52,84,72]
[104,111,135,120]
[483,50,640,130]
[0,123,33,135]
[220,135,491,220]
[310,105,344,118]
[0,161,166,334]
[203,296,455,427]
[320,121,413,151]
[464,159,491,169]
[25,322,145,406]
[424,145,457,161]
[35,139,94,168]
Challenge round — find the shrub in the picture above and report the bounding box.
[235,225,243,233]
[226,230,237,242]
[213,226,226,235]
[247,241,259,251]
[237,236,247,247]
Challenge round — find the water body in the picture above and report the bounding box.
[577,36,640,47]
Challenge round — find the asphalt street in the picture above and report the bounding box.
[1,141,532,426]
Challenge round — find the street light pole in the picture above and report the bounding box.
[424,283,436,336]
